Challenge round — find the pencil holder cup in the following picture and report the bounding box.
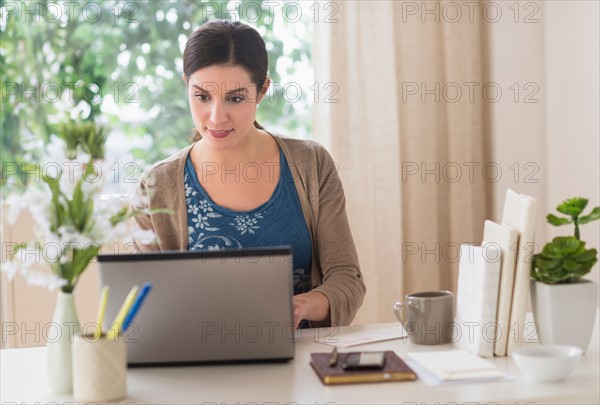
[72,333,127,402]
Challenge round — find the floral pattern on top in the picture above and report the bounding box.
[230,213,264,235]
[184,150,313,297]
[185,173,221,233]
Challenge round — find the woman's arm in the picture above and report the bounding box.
[293,291,330,328]
[130,166,180,252]
[307,146,367,327]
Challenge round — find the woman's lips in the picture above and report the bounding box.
[207,129,233,138]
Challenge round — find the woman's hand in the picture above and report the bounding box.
[292,291,330,329]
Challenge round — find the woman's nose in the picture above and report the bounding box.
[209,100,227,124]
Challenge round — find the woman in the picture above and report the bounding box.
[132,20,365,328]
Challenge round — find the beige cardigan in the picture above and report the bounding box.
[131,133,366,327]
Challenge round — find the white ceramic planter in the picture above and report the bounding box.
[530,279,598,352]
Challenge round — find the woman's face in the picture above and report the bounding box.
[186,64,266,151]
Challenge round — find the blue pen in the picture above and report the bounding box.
[122,282,153,332]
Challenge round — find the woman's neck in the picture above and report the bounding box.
[193,128,276,166]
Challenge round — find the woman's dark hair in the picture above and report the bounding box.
[183,20,268,141]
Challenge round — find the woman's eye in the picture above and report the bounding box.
[229,96,244,103]
[195,94,210,102]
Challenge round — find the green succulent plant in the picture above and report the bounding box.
[532,197,599,284]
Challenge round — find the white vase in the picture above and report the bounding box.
[46,292,81,394]
[530,279,599,352]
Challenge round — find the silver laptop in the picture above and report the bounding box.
[97,247,295,366]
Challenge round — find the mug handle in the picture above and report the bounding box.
[393,301,406,326]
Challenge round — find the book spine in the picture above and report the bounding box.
[483,221,518,357]
[323,372,417,385]
[501,191,539,355]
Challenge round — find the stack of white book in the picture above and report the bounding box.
[455,189,538,357]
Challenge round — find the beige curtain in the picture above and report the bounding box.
[313,0,490,324]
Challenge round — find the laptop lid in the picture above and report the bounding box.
[97,247,295,366]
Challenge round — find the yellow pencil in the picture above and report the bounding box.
[94,286,110,339]
[107,285,139,340]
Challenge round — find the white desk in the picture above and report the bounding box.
[2,314,599,404]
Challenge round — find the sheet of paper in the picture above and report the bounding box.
[404,358,513,387]
[316,324,407,347]
[406,350,506,382]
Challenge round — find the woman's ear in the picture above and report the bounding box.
[257,77,271,104]
[182,74,188,85]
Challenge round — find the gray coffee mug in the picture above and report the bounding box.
[393,291,455,345]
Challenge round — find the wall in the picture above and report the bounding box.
[544,0,600,286]
[487,1,546,245]
[488,1,599,291]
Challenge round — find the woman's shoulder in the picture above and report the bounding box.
[271,133,333,162]
[138,144,193,186]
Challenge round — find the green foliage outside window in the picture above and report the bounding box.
[1,0,313,188]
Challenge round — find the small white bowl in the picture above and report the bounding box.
[512,345,583,383]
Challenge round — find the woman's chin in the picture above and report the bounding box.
[202,134,242,151]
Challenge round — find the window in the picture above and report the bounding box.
[1,1,314,185]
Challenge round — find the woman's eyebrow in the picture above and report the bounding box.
[191,84,249,94]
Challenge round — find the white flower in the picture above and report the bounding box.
[22,136,44,155]
[132,227,157,245]
[5,135,154,291]
[1,243,42,282]
[43,242,63,263]
[57,164,82,197]
[56,225,94,247]
[44,135,68,163]
[5,193,28,225]
[2,260,20,281]
[45,164,61,180]
[109,222,129,242]
[130,192,149,210]
[20,268,67,290]
[93,215,129,245]
[17,243,43,267]
[23,187,52,230]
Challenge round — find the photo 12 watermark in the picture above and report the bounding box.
[400,320,539,345]
[402,161,540,184]
[181,1,341,24]
[400,1,541,24]
[1,1,341,25]
[401,82,540,104]
[401,241,539,264]
[1,320,139,346]
[1,80,139,105]
[1,160,143,185]
[2,0,139,24]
